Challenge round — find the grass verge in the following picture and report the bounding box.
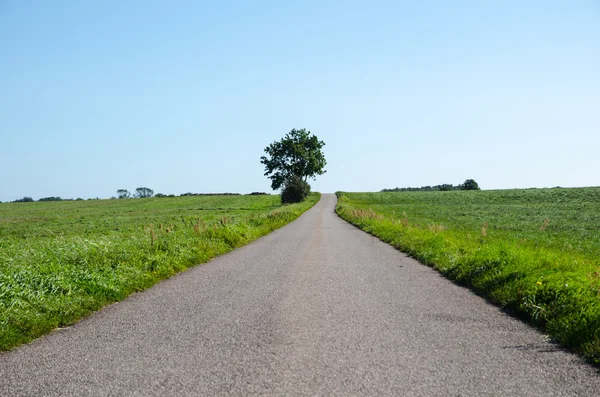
[335,189,600,365]
[0,193,319,351]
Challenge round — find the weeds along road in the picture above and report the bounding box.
[1,194,599,396]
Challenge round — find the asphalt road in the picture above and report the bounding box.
[1,193,599,396]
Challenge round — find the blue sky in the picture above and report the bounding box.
[1,1,598,201]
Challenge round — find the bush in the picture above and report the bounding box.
[281,176,310,204]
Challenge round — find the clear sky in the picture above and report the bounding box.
[1,1,599,201]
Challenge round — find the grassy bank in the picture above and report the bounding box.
[0,193,319,351]
[336,188,600,364]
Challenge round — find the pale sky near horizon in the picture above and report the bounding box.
[1,1,599,202]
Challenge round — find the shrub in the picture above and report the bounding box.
[281,176,311,204]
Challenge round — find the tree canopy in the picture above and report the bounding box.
[134,187,154,198]
[117,189,131,199]
[260,128,326,190]
[461,179,481,190]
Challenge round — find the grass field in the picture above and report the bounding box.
[336,188,600,364]
[0,194,319,351]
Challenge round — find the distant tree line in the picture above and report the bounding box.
[179,192,241,197]
[13,197,35,203]
[150,192,269,198]
[10,196,86,203]
[116,188,255,199]
[38,196,64,202]
[3,189,269,204]
[116,187,154,199]
[382,179,481,192]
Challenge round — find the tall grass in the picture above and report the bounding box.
[336,188,600,364]
[0,194,319,350]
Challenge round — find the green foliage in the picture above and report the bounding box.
[0,193,320,351]
[260,128,327,190]
[134,187,154,198]
[180,192,240,197]
[382,179,480,192]
[13,197,34,203]
[461,179,480,190]
[336,187,600,365]
[281,176,311,204]
[38,197,63,202]
[117,189,131,199]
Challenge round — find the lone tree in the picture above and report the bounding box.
[461,179,481,191]
[134,187,154,198]
[117,189,131,199]
[260,128,327,191]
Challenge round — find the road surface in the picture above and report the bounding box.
[1,194,599,396]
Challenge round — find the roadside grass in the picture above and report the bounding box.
[0,193,319,351]
[335,188,600,365]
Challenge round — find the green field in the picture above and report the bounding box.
[336,188,600,364]
[0,194,319,351]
